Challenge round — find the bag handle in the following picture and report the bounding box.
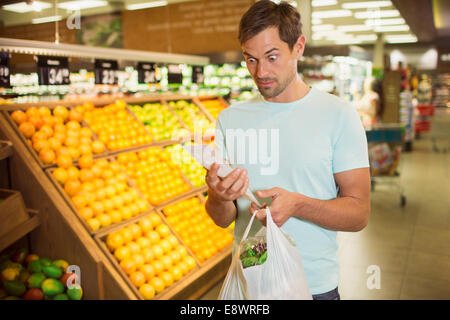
[240,206,272,244]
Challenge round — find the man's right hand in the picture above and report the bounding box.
[206,162,249,202]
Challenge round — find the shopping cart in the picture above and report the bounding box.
[365,124,406,207]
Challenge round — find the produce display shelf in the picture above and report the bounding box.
[0,209,40,252]
[0,140,13,161]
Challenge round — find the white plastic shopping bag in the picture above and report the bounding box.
[219,207,312,300]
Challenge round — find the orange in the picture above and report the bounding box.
[120,258,136,275]
[64,136,79,148]
[114,246,131,261]
[156,224,171,238]
[152,245,164,260]
[177,261,189,276]
[64,179,81,197]
[139,284,155,300]
[98,214,112,227]
[101,169,114,180]
[136,237,151,249]
[92,140,105,154]
[39,125,53,138]
[160,239,172,254]
[150,260,164,276]
[176,245,188,258]
[91,164,103,178]
[106,232,124,251]
[169,266,183,281]
[128,203,140,217]
[78,144,92,155]
[109,210,122,224]
[146,231,160,245]
[26,107,40,118]
[142,248,155,263]
[140,264,155,281]
[103,199,114,212]
[136,199,149,213]
[119,206,132,220]
[79,207,94,220]
[129,271,146,288]
[79,127,92,138]
[53,167,68,185]
[93,178,105,189]
[39,148,56,164]
[66,120,81,131]
[78,154,94,169]
[138,217,153,233]
[68,147,80,160]
[66,166,79,180]
[149,213,162,227]
[184,256,196,271]
[149,277,165,294]
[120,228,133,243]
[87,218,100,231]
[32,131,48,144]
[160,255,172,270]
[128,224,142,240]
[127,242,141,255]
[166,235,179,248]
[131,254,145,270]
[28,116,44,130]
[11,110,27,125]
[94,188,107,201]
[169,250,182,264]
[96,158,109,169]
[56,154,72,169]
[53,106,69,120]
[72,194,87,209]
[90,201,105,216]
[160,271,174,287]
[113,196,125,209]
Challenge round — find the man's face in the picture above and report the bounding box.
[242,27,301,99]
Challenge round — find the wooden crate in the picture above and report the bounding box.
[94,208,201,300]
[0,188,30,238]
[0,208,40,252]
[0,140,13,161]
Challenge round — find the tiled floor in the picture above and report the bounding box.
[199,108,450,300]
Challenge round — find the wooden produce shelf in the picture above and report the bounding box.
[0,209,40,252]
[0,140,13,161]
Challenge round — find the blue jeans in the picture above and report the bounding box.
[312,287,340,300]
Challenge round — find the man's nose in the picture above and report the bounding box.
[256,61,269,79]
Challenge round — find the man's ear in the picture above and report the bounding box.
[294,35,306,59]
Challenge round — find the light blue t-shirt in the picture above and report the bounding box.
[215,87,369,295]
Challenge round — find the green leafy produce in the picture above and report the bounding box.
[239,237,267,269]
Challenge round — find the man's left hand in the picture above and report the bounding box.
[249,187,306,227]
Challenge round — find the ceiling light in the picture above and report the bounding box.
[312,18,323,25]
[385,34,418,43]
[312,10,352,19]
[312,0,337,7]
[337,24,372,32]
[365,18,405,26]
[57,1,108,11]
[374,25,409,32]
[32,15,62,24]
[312,24,335,31]
[2,1,51,13]
[342,1,392,9]
[335,39,362,45]
[126,1,168,10]
[354,9,400,19]
[356,34,378,41]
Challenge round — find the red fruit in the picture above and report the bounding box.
[60,272,78,287]
[23,288,44,300]
[25,254,39,265]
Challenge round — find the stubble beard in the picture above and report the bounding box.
[256,69,296,99]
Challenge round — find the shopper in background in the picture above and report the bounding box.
[356,77,380,127]
[205,0,370,300]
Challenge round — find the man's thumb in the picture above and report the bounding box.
[256,188,278,199]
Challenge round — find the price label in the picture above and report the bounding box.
[37,56,70,85]
[167,64,183,84]
[94,59,118,85]
[192,65,204,84]
[137,62,158,84]
[0,53,10,88]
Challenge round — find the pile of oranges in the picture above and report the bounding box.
[200,99,228,120]
[11,104,106,165]
[105,213,197,300]
[82,100,152,151]
[162,197,233,263]
[53,155,150,231]
[117,148,191,206]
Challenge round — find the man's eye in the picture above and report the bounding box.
[247,58,256,63]
[268,55,277,61]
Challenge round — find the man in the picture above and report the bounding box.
[205,0,370,300]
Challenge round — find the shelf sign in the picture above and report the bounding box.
[137,62,157,84]
[192,65,204,84]
[0,53,10,88]
[37,56,70,85]
[167,64,183,84]
[94,59,118,85]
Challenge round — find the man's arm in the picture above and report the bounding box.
[250,167,370,232]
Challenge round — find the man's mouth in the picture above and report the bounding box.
[257,79,275,87]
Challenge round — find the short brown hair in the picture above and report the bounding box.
[239,0,302,50]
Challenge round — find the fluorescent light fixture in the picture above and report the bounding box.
[356,34,378,41]
[126,1,168,10]
[335,39,362,45]
[2,1,51,13]
[374,24,409,32]
[354,9,400,19]
[57,1,108,11]
[385,34,418,43]
[32,15,62,24]
[312,9,352,18]
[337,24,372,32]
[312,18,323,24]
[342,1,392,9]
[312,24,335,31]
[312,0,337,7]
[365,18,405,26]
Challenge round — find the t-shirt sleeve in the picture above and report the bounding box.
[332,105,370,173]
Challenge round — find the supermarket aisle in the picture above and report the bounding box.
[199,108,450,300]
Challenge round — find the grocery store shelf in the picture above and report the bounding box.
[0,37,209,66]
[0,140,13,161]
